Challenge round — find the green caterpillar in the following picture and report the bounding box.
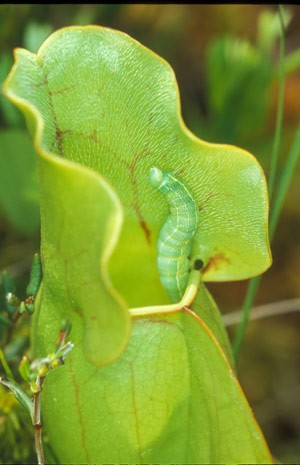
[149,167,200,303]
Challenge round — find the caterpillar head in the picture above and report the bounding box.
[149,167,164,189]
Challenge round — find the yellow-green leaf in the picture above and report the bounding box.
[32,153,131,366]
[4,26,271,308]
[37,307,272,463]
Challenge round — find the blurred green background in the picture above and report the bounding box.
[0,4,299,464]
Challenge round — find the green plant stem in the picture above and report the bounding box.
[269,123,300,241]
[0,348,14,379]
[233,5,286,362]
[268,5,286,205]
[33,375,45,465]
[232,276,261,358]
[233,125,300,360]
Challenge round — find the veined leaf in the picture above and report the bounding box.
[32,153,131,366]
[4,26,271,308]
[38,309,273,463]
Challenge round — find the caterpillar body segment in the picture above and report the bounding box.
[149,167,200,303]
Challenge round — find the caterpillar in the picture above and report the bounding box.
[149,167,200,303]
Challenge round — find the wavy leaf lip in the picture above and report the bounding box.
[3,25,271,307]
[3,29,133,366]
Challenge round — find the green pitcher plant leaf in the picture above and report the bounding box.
[3,26,271,308]
[3,26,273,463]
[191,281,235,367]
[33,307,273,464]
[32,152,131,366]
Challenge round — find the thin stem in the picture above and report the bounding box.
[233,5,286,362]
[223,297,300,327]
[233,122,300,357]
[0,348,14,379]
[232,276,261,357]
[268,4,286,204]
[269,123,300,241]
[33,375,45,465]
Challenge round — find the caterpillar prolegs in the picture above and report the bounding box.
[149,167,201,303]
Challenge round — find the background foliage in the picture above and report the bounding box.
[0,4,299,463]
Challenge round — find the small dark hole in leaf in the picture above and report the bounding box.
[194,259,204,270]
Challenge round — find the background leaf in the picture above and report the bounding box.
[0,129,39,235]
[205,37,273,143]
[23,21,52,53]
